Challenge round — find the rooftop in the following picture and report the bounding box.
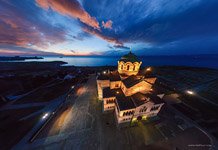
[122,75,144,88]
[97,71,121,81]
[116,95,136,111]
[131,92,149,107]
[109,71,121,81]
[145,93,164,104]
[96,73,109,80]
[119,52,140,63]
[103,88,123,98]
[115,92,164,111]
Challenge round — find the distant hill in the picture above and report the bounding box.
[0,56,43,61]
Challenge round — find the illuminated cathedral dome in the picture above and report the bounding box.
[120,51,139,63]
[118,51,142,76]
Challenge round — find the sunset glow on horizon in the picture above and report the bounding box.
[1,0,218,56]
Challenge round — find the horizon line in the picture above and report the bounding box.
[1,53,218,57]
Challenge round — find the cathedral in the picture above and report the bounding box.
[96,51,164,126]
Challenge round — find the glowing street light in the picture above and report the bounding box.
[146,67,151,71]
[186,90,194,95]
[71,85,75,89]
[103,71,106,74]
[42,113,49,119]
[116,91,119,94]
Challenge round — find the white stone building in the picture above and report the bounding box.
[96,51,164,126]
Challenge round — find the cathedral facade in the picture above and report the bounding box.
[96,51,164,126]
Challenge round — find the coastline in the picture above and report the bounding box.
[0,56,43,61]
[1,55,217,69]
[0,61,67,71]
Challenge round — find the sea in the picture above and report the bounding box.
[7,55,218,69]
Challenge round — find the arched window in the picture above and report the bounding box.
[133,65,135,71]
[127,65,129,70]
[121,65,123,69]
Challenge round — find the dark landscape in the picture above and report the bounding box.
[0,56,43,61]
[0,61,217,149]
[1,0,218,150]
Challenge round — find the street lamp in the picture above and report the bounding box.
[103,71,106,74]
[42,113,49,119]
[146,67,151,71]
[186,90,194,95]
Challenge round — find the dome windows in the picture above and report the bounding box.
[118,52,142,76]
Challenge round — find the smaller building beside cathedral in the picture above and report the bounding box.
[96,51,164,127]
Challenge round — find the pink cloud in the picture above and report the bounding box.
[0,17,65,48]
[82,26,123,46]
[102,20,113,29]
[36,0,100,29]
[0,6,66,49]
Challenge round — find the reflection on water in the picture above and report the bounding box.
[20,55,218,69]
[25,56,119,66]
[26,56,119,66]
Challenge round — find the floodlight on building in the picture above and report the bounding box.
[132,117,137,122]
[42,113,49,119]
[186,90,194,95]
[142,115,147,120]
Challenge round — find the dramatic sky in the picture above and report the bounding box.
[0,0,218,56]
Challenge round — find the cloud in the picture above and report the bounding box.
[113,45,130,50]
[107,45,114,49]
[1,0,218,56]
[82,25,132,51]
[82,26,123,46]
[102,20,113,29]
[71,32,91,41]
[0,1,66,48]
[36,0,100,29]
[97,49,125,56]
[82,0,218,45]
[70,50,76,53]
